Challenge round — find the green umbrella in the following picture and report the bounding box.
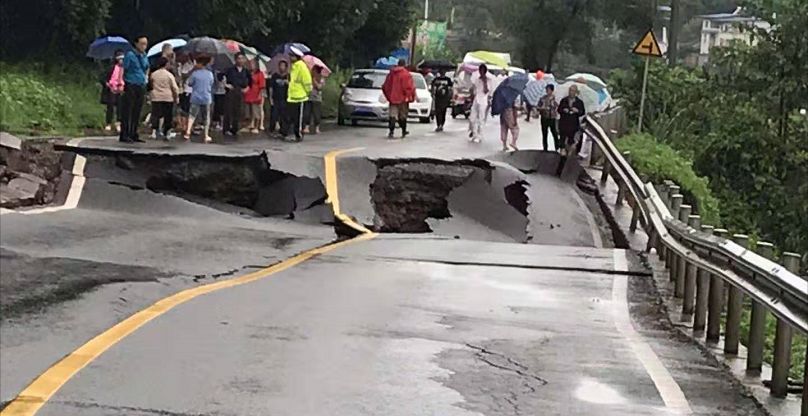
[468,51,509,68]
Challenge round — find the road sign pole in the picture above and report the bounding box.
[637,56,650,133]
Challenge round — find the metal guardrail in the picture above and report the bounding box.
[584,113,808,413]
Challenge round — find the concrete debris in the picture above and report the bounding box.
[0,139,62,208]
[0,132,22,151]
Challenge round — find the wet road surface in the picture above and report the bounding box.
[0,118,765,415]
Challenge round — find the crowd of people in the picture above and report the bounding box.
[100,36,322,144]
[100,35,586,151]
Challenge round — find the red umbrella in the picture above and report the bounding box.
[302,55,331,76]
[221,39,242,54]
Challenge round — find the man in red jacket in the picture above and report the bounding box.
[382,59,416,138]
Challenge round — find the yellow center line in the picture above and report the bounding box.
[1,148,376,416]
[324,148,375,235]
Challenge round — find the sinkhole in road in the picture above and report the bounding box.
[369,158,531,241]
[70,150,567,244]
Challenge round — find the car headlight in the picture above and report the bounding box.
[379,95,388,104]
[342,92,353,102]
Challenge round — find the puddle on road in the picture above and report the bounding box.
[575,377,627,405]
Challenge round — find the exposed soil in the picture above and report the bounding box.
[0,138,64,208]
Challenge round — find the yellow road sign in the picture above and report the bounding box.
[632,29,663,57]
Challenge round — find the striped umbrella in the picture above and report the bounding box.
[521,75,558,106]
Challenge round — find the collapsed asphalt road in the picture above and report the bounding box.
[0,118,764,415]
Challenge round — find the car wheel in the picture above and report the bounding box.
[419,117,430,124]
[351,119,358,126]
[337,113,345,126]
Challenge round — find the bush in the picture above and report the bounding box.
[0,62,104,135]
[322,68,352,119]
[616,133,720,225]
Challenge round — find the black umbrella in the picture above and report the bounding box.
[185,37,234,70]
[417,59,455,71]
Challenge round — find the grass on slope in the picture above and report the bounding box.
[0,62,105,136]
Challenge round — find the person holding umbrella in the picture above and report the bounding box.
[284,47,312,142]
[500,100,520,151]
[220,53,252,136]
[119,35,149,143]
[100,50,125,132]
[431,68,453,132]
[558,84,586,155]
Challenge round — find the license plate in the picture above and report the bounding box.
[355,106,372,113]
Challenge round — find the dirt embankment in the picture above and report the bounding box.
[0,135,64,209]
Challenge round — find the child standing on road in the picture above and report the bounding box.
[243,59,266,134]
[185,56,215,143]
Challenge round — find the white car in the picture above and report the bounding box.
[338,69,433,125]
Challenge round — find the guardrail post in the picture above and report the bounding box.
[706,228,727,343]
[662,180,674,206]
[601,159,610,183]
[783,252,805,282]
[657,182,672,261]
[747,241,773,374]
[674,205,692,298]
[668,188,681,211]
[682,215,701,317]
[694,224,714,333]
[629,204,640,233]
[615,152,631,205]
[724,233,749,355]
[666,194,683,276]
[771,255,799,399]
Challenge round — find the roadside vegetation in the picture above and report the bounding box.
[616,133,719,225]
[611,0,807,380]
[0,63,104,136]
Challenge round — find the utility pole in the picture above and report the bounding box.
[668,0,681,66]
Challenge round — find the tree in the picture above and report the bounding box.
[610,0,808,255]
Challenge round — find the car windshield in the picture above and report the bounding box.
[347,72,386,89]
[411,74,427,90]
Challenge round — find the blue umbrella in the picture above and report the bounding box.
[491,73,529,116]
[147,38,187,57]
[86,36,133,60]
[271,42,311,56]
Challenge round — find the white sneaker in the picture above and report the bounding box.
[149,130,158,140]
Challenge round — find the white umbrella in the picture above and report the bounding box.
[147,38,187,57]
[565,73,607,91]
[555,81,601,113]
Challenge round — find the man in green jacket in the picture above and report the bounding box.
[284,47,312,141]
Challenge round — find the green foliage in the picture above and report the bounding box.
[322,68,352,119]
[1,0,413,69]
[616,133,720,224]
[609,0,808,257]
[0,63,104,135]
